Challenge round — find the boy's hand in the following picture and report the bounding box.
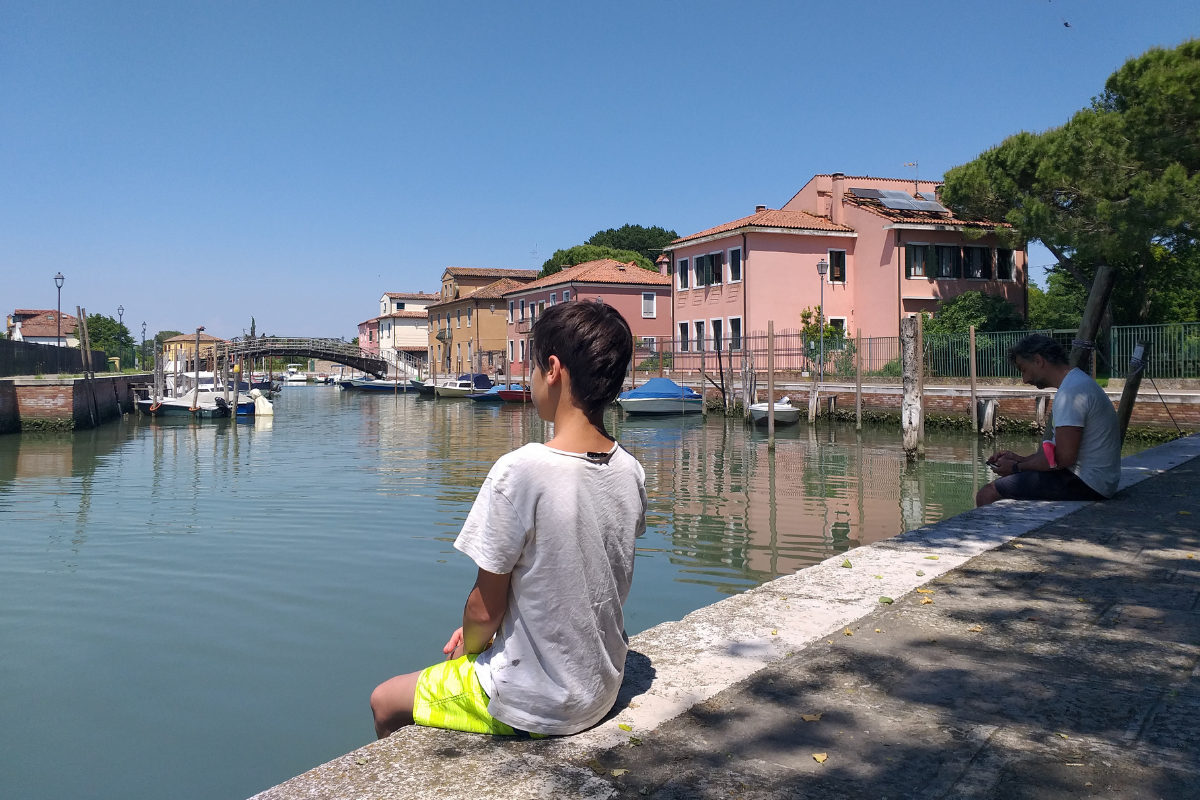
[443,627,464,661]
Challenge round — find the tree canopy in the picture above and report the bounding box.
[80,314,134,357]
[586,225,678,264]
[154,330,184,347]
[942,39,1200,326]
[539,244,654,278]
[923,291,1026,336]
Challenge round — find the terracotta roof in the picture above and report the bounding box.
[842,193,1010,229]
[358,317,380,327]
[9,309,79,338]
[502,259,671,295]
[670,208,854,246]
[162,332,226,343]
[395,345,428,353]
[443,266,539,279]
[426,278,528,309]
[380,310,429,320]
[382,292,440,300]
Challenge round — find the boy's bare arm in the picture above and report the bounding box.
[462,568,511,655]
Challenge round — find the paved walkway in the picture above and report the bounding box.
[588,457,1200,799]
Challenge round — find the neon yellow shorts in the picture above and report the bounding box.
[412,654,518,736]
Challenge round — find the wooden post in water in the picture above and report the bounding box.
[969,324,978,433]
[767,320,775,449]
[76,306,97,427]
[916,312,926,458]
[855,327,863,431]
[191,327,202,412]
[230,353,240,420]
[700,341,707,418]
[1116,340,1151,445]
[900,316,919,460]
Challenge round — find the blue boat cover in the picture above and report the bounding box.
[619,377,701,400]
[456,373,494,390]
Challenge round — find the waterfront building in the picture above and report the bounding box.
[357,317,380,356]
[162,331,226,371]
[502,259,673,377]
[6,309,80,347]
[662,173,1027,346]
[375,292,439,373]
[426,267,538,376]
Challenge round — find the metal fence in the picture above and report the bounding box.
[1110,322,1200,379]
[0,339,111,378]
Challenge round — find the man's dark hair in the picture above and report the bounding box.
[529,300,633,418]
[1008,334,1069,366]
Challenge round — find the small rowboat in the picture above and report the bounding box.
[497,388,532,403]
[749,398,802,426]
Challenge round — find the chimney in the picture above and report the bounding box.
[831,172,845,225]
[755,204,767,214]
[656,253,670,275]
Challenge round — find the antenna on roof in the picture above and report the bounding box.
[903,161,919,194]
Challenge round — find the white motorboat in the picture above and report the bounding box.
[434,373,493,398]
[281,364,308,384]
[750,398,802,426]
[136,371,251,418]
[617,377,703,415]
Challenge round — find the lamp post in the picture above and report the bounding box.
[816,258,829,392]
[54,273,64,347]
[141,321,147,370]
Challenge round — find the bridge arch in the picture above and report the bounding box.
[222,337,392,379]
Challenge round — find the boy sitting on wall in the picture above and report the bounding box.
[370,301,647,738]
[977,334,1122,506]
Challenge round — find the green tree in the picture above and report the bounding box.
[942,40,1200,336]
[586,224,678,265]
[1028,272,1087,330]
[539,244,654,278]
[78,314,134,362]
[154,330,184,348]
[923,291,1026,335]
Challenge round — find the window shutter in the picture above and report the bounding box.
[905,245,914,278]
[712,252,723,284]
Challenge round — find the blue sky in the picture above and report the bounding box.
[2,1,1197,340]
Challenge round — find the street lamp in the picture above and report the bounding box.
[54,273,64,347]
[816,258,829,395]
[141,321,147,370]
[117,305,124,325]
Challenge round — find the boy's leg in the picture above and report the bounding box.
[370,670,422,739]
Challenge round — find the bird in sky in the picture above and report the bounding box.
[1062,17,1072,27]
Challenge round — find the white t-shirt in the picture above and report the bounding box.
[454,441,647,735]
[1050,368,1122,497]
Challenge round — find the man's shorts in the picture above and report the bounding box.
[993,469,1106,502]
[413,654,552,738]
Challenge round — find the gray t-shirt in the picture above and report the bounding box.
[454,441,647,735]
[1050,368,1122,497]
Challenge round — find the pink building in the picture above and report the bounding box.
[663,173,1027,346]
[502,259,672,375]
[357,317,380,355]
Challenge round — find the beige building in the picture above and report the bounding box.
[426,267,538,377]
[376,292,439,375]
[162,332,226,371]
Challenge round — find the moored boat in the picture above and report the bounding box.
[749,398,802,426]
[467,384,524,402]
[434,373,493,398]
[408,379,435,396]
[343,377,411,392]
[618,377,703,415]
[497,387,532,403]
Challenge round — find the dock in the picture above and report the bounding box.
[251,434,1200,800]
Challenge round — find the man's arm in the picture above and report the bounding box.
[461,568,511,656]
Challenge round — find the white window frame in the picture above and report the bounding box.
[963,245,992,281]
[710,318,724,351]
[827,249,847,284]
[642,292,657,318]
[466,307,472,327]
[709,251,724,285]
[727,247,742,283]
[508,340,514,362]
[727,316,743,351]
[562,289,570,302]
[906,242,931,280]
[678,322,690,352]
[519,339,526,362]
[549,292,557,305]
[996,248,1017,282]
[642,336,657,351]
[519,299,526,320]
[694,320,706,351]
[508,300,514,322]
[456,309,461,328]
[827,316,847,334]
[677,257,690,290]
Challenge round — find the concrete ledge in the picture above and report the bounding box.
[251,434,1200,800]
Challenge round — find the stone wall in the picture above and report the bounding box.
[0,375,145,433]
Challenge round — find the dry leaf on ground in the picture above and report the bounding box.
[916,588,935,594]
[967,625,983,633]
[843,628,854,636]
[879,597,894,604]
[611,769,629,777]
[618,723,632,732]
[801,713,823,721]
[921,597,934,605]
[925,555,940,560]
[812,753,828,764]
[841,559,853,568]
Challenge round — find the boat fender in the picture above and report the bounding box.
[253,395,275,416]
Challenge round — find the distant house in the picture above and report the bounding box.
[502,259,672,376]
[360,292,440,369]
[6,309,80,347]
[357,317,380,355]
[161,332,227,371]
[426,267,539,375]
[662,172,1027,346]
[379,291,440,316]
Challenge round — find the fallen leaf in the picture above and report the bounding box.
[844,628,854,636]
[1188,554,1195,559]
[1058,733,1069,739]
[875,628,882,633]
[355,758,368,765]
[921,597,934,605]
[1179,511,1191,515]
[841,559,853,568]
[827,640,834,644]
[801,713,823,722]
[916,570,925,576]
[1085,782,1093,787]
[925,555,940,560]
[879,596,894,604]
[586,758,607,775]
[771,629,778,635]
[1014,544,1025,548]
[618,723,632,732]
[812,753,828,764]
[967,625,983,633]
[1077,598,1086,602]
[628,736,643,746]
[611,768,629,777]
[916,588,935,594]
[875,575,883,579]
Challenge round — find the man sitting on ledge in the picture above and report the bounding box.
[977,334,1122,507]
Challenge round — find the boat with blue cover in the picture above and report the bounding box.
[467,383,525,402]
[617,377,703,415]
[435,373,493,398]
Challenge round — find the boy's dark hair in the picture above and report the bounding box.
[1008,334,1069,366]
[529,300,633,417]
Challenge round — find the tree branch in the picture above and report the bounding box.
[1042,242,1092,289]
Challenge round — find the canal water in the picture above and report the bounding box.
[0,387,1144,800]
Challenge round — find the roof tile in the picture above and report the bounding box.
[502,259,670,295]
[671,208,853,245]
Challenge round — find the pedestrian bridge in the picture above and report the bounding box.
[225,337,392,379]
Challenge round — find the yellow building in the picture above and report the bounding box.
[426,267,537,377]
[162,332,226,371]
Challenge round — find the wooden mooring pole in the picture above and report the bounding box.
[855,327,862,431]
[916,312,926,458]
[700,342,707,418]
[767,320,775,450]
[968,324,978,433]
[900,316,919,460]
[1116,340,1151,445]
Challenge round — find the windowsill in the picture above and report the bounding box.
[642,315,656,319]
[728,279,742,285]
